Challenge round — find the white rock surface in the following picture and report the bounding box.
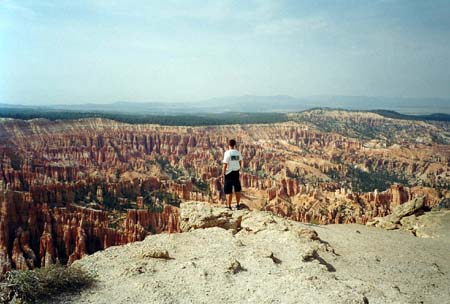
[367,197,424,229]
[52,202,449,304]
[366,196,450,240]
[401,209,450,238]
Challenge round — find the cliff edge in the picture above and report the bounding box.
[55,202,449,304]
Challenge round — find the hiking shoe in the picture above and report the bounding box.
[227,206,232,211]
[235,204,240,210]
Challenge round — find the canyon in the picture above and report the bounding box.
[0,110,449,273]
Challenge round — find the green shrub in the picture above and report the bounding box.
[1,264,96,303]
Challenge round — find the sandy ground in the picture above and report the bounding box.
[314,224,450,304]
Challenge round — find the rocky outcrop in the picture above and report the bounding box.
[367,196,450,239]
[367,197,424,230]
[180,202,246,233]
[400,210,450,239]
[180,202,326,245]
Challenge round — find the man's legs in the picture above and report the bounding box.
[226,193,233,208]
[234,171,242,208]
[224,171,242,210]
[235,192,241,206]
[224,173,232,209]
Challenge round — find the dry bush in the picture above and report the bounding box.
[0,264,96,303]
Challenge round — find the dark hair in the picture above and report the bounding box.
[229,139,236,148]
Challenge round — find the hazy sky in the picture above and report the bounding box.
[1,0,450,104]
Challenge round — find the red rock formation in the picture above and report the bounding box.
[390,184,410,206]
[264,184,441,225]
[12,237,28,270]
[39,223,55,267]
[0,190,180,274]
[0,116,447,272]
[126,205,180,234]
[0,221,11,275]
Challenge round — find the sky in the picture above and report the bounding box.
[1,0,450,105]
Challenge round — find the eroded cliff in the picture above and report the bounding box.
[0,114,448,272]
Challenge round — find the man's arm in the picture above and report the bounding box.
[239,152,243,170]
[222,163,228,176]
[222,150,229,176]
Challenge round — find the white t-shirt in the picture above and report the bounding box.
[223,149,243,175]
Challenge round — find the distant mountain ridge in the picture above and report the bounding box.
[1,95,449,115]
[1,105,449,125]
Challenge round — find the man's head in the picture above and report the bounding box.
[229,139,236,148]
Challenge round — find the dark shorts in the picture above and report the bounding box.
[224,170,241,194]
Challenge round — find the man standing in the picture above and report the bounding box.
[222,139,243,210]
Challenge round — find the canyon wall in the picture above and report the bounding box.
[0,116,448,272]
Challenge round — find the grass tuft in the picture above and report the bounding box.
[0,264,96,303]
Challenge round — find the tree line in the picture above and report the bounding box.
[0,107,288,126]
